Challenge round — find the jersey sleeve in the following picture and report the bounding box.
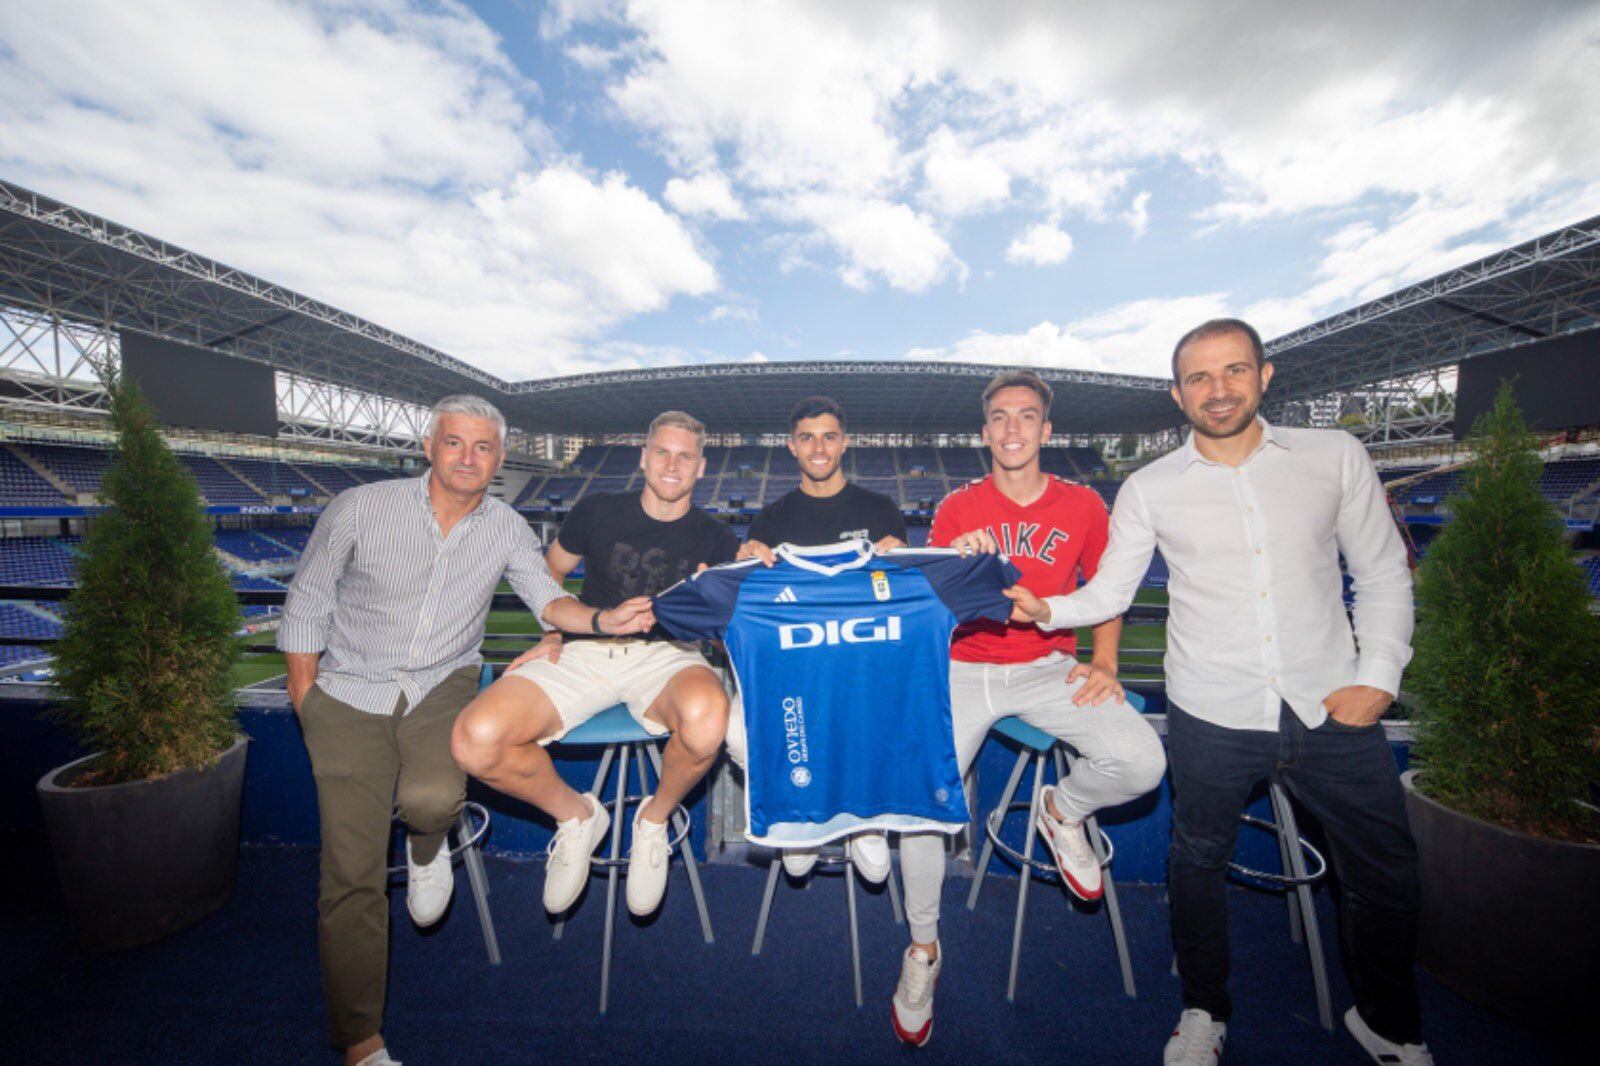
[899,551,1021,624]
[554,493,598,557]
[652,562,750,641]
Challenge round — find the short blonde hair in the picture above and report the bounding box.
[646,410,706,454]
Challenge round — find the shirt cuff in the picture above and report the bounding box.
[1353,656,1404,699]
[1038,595,1079,631]
[275,617,327,655]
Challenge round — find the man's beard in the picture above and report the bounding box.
[1190,395,1260,440]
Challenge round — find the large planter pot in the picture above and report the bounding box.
[1403,769,1600,1027]
[36,735,249,952]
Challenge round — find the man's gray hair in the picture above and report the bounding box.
[428,394,507,447]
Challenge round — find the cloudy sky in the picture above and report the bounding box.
[3,0,1597,381]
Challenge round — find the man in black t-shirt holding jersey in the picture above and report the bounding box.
[732,396,906,883]
[452,411,738,920]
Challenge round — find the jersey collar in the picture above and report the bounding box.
[775,539,874,575]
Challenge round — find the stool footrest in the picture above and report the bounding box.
[1226,813,1328,887]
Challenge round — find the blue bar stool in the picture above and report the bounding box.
[750,841,906,1007]
[965,692,1144,1002]
[384,662,502,964]
[548,703,715,1014]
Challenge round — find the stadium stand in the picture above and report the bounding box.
[569,445,608,472]
[0,602,63,641]
[213,530,297,564]
[0,537,77,586]
[18,442,114,495]
[583,476,632,497]
[259,527,313,554]
[1378,464,1435,484]
[222,457,323,497]
[178,455,265,504]
[1537,457,1600,502]
[1036,447,1080,479]
[0,448,68,505]
[726,445,768,474]
[899,446,940,476]
[1581,556,1600,597]
[1067,446,1109,476]
[850,446,895,477]
[595,447,638,476]
[290,461,365,495]
[939,447,987,481]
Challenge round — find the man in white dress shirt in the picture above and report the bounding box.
[1008,320,1431,1065]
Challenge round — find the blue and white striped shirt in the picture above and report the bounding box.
[278,473,567,715]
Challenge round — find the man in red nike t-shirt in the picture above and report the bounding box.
[890,369,1167,1047]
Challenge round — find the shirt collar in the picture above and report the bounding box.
[776,539,874,576]
[1178,416,1289,472]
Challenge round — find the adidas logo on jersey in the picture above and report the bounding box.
[778,615,903,650]
[774,587,799,603]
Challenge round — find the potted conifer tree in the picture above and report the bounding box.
[35,366,248,951]
[1403,382,1600,1025]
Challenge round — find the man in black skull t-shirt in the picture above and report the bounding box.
[451,411,737,922]
[558,487,738,623]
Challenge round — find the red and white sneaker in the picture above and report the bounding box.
[1163,1008,1226,1064]
[1036,796,1103,901]
[890,942,941,1047]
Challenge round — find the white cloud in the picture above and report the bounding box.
[0,0,717,378]
[1005,223,1074,267]
[912,294,1231,377]
[1124,191,1151,237]
[791,195,964,293]
[705,304,758,325]
[664,171,748,220]
[921,128,1011,216]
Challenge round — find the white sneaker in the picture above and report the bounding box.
[1345,1006,1433,1065]
[405,835,454,927]
[890,942,942,1047]
[848,831,891,884]
[626,800,671,917]
[781,847,819,878]
[544,793,608,915]
[353,1048,400,1066]
[1163,1008,1226,1065]
[1036,794,1103,901]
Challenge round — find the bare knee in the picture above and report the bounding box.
[671,689,729,761]
[451,707,510,778]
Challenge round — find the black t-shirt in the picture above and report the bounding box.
[748,482,907,548]
[556,492,740,610]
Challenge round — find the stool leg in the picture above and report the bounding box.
[457,810,502,966]
[1272,784,1332,1033]
[644,743,714,944]
[966,748,1031,911]
[1008,753,1045,1002]
[887,857,905,925]
[751,857,782,955]
[1053,748,1135,999]
[599,743,629,1015]
[845,861,863,1008]
[554,744,619,944]
[1270,782,1305,945]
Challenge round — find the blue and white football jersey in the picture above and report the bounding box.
[653,541,1021,846]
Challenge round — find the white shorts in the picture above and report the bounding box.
[505,638,714,744]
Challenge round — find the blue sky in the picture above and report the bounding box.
[2,1,1597,381]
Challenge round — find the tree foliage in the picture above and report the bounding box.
[1409,382,1600,841]
[51,368,241,783]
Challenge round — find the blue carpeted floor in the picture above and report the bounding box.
[1,842,1583,1064]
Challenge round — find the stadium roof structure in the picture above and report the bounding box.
[4,177,1599,438]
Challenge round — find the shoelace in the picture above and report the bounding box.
[549,818,584,869]
[632,820,669,865]
[897,952,934,1008]
[411,848,449,889]
[1169,1011,1219,1063]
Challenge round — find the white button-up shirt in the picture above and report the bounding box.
[279,474,567,715]
[1041,421,1413,732]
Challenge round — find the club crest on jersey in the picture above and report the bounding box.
[870,569,891,602]
[778,615,903,649]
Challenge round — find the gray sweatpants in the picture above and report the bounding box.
[901,653,1166,944]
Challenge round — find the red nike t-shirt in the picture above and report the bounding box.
[931,474,1109,664]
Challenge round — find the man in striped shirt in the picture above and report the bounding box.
[280,395,651,1066]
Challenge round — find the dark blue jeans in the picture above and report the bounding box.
[1167,702,1422,1045]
